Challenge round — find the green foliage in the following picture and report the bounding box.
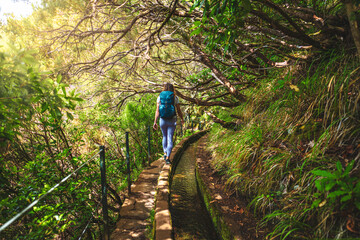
[190,0,251,52]
[2,0,360,239]
[312,160,360,211]
[0,42,83,143]
[207,50,360,239]
[261,210,311,240]
[120,95,156,131]
[0,45,38,141]
[0,42,104,239]
[186,68,212,84]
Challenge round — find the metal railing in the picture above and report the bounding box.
[0,126,155,240]
[182,116,206,133]
[0,120,204,239]
[0,149,101,236]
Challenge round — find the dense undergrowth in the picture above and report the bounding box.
[0,46,166,239]
[207,50,360,239]
[2,0,360,239]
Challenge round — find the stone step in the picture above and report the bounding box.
[110,158,164,240]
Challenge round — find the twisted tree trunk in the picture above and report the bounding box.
[344,0,360,57]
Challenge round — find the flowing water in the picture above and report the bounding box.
[170,143,219,240]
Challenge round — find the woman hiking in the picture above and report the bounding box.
[153,83,184,164]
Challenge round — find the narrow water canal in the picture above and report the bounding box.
[170,143,219,240]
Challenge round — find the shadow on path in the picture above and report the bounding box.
[110,159,164,240]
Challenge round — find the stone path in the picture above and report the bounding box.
[110,131,207,240]
[110,158,165,240]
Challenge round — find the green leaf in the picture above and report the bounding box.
[325,181,336,191]
[55,107,62,118]
[336,161,342,172]
[312,199,321,208]
[193,21,201,27]
[340,194,352,203]
[70,89,75,97]
[190,27,202,37]
[283,228,300,239]
[41,103,48,113]
[327,190,346,199]
[224,43,230,53]
[66,112,74,120]
[344,160,355,175]
[61,86,66,97]
[312,170,335,178]
[56,74,62,83]
[315,180,324,191]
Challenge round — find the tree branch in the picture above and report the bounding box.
[205,111,238,129]
[175,90,240,107]
[250,9,322,49]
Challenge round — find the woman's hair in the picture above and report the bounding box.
[163,82,174,92]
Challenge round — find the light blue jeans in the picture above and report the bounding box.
[159,117,177,158]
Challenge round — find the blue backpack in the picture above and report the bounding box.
[159,91,176,119]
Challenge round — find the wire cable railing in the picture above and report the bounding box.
[0,149,101,234]
[77,201,102,240]
[0,125,160,239]
[0,120,204,239]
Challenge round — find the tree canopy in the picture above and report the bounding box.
[29,0,359,112]
[1,0,360,239]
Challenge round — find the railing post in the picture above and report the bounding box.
[126,132,131,195]
[99,146,110,240]
[148,126,151,165]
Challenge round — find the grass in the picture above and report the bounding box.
[145,208,155,240]
[206,50,360,239]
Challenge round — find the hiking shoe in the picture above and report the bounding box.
[165,159,171,164]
